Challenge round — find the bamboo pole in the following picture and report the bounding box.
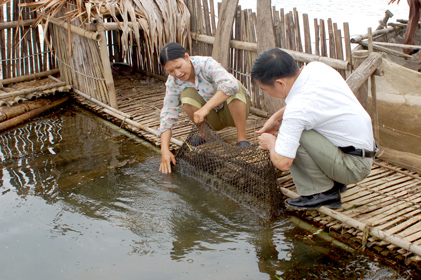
[190,32,349,70]
[0,98,52,121]
[0,19,36,30]
[314,18,320,56]
[371,74,380,145]
[209,0,216,35]
[370,41,421,50]
[293,8,303,53]
[351,25,403,43]
[5,1,11,78]
[320,19,327,57]
[367,27,374,53]
[47,18,101,41]
[12,0,19,77]
[0,81,66,100]
[358,41,411,59]
[97,17,118,108]
[281,187,421,257]
[290,216,356,253]
[0,96,70,132]
[0,4,6,80]
[343,22,352,73]
[303,14,311,54]
[1,69,59,85]
[327,18,336,58]
[280,9,286,48]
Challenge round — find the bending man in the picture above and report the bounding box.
[251,48,376,210]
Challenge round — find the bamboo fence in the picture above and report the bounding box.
[0,0,56,80]
[185,1,353,110]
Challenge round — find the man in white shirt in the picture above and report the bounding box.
[251,48,376,210]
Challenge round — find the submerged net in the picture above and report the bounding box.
[175,121,283,219]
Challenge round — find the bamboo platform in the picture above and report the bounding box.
[67,73,421,270]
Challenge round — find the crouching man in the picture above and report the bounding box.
[251,48,376,210]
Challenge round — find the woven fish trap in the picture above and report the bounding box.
[175,121,284,219]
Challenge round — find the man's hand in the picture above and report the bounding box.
[193,106,211,124]
[257,133,277,151]
[256,118,281,136]
[159,149,176,174]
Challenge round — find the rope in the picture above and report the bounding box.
[0,51,53,63]
[361,222,372,251]
[55,56,106,82]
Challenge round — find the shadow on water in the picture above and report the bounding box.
[0,104,417,280]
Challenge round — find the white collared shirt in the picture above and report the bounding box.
[275,61,375,159]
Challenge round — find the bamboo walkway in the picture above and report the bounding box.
[65,74,421,269]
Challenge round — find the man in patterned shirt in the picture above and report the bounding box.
[158,43,251,174]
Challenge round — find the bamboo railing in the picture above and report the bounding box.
[0,0,56,80]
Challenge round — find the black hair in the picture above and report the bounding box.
[159,42,188,66]
[251,48,299,86]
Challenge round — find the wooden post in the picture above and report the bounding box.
[314,18,320,55]
[303,14,312,54]
[348,52,382,112]
[256,0,285,115]
[293,8,303,53]
[351,50,369,109]
[343,22,352,76]
[211,0,239,70]
[280,9,286,48]
[97,17,118,108]
[320,19,327,57]
[327,18,336,58]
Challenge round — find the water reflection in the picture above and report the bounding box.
[0,105,416,280]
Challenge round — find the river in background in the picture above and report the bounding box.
[0,105,418,280]
[239,0,410,39]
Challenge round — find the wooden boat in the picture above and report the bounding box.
[351,15,421,173]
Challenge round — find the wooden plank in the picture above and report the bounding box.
[319,19,327,57]
[303,14,312,54]
[272,6,281,47]
[0,4,5,79]
[211,0,239,70]
[256,0,285,116]
[327,18,336,58]
[343,22,352,72]
[314,18,320,56]
[279,9,286,49]
[293,8,303,53]
[209,0,216,35]
[6,1,11,78]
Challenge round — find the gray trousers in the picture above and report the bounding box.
[290,130,373,196]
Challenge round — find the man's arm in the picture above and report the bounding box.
[258,132,293,171]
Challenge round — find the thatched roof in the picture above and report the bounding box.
[1,0,191,58]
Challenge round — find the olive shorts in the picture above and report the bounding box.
[179,83,251,130]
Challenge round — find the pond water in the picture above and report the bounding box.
[0,105,416,280]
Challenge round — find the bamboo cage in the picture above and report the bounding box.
[0,0,56,81]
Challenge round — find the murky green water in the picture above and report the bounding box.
[0,105,415,280]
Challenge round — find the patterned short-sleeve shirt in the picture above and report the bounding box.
[157,56,240,136]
